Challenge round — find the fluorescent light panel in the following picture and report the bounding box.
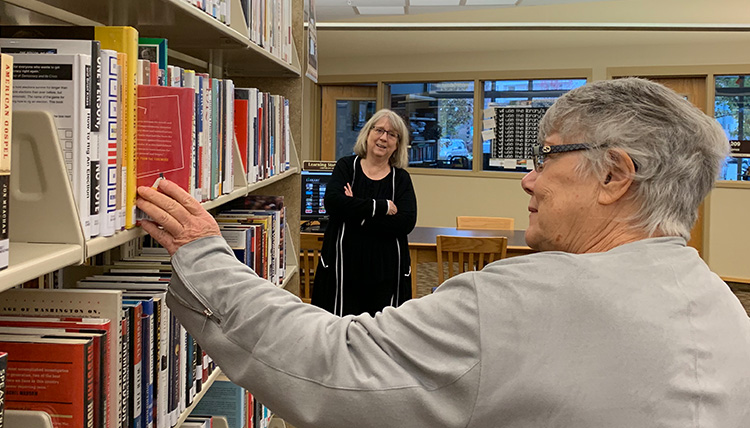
[356,6,406,14]
[465,0,518,5]
[409,0,460,6]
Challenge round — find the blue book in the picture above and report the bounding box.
[190,378,246,428]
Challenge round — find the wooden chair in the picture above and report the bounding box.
[456,216,514,230]
[436,235,508,285]
[299,234,324,303]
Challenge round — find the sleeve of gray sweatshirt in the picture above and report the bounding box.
[166,236,482,428]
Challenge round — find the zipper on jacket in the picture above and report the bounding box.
[168,288,222,328]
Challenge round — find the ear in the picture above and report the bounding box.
[598,148,636,205]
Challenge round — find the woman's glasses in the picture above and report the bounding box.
[371,126,399,141]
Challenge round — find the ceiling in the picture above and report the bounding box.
[310,0,750,73]
[312,0,620,22]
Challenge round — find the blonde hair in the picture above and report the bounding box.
[353,109,410,169]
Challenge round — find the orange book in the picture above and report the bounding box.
[0,334,94,428]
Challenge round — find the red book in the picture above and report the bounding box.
[149,62,158,86]
[0,317,112,428]
[136,85,195,192]
[234,97,249,175]
[0,334,94,428]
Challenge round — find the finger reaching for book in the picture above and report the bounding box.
[136,179,221,255]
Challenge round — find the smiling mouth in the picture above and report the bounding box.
[376,143,387,149]
[528,207,538,213]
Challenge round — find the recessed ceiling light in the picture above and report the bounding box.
[465,0,518,5]
[409,0,460,6]
[356,6,406,15]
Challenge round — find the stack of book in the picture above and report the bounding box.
[0,26,292,240]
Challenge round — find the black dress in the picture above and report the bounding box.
[311,155,417,316]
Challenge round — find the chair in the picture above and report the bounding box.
[456,216,515,230]
[299,234,324,303]
[436,235,508,285]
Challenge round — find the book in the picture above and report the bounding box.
[100,49,119,237]
[124,298,153,428]
[137,38,166,87]
[190,376,247,428]
[122,301,143,428]
[8,52,92,238]
[0,351,6,428]
[0,334,94,428]
[135,85,195,220]
[0,53,11,271]
[0,317,113,428]
[0,37,103,237]
[0,289,122,428]
[0,326,107,428]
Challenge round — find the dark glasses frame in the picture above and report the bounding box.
[531,143,592,172]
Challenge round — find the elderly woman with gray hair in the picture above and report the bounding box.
[136,78,750,428]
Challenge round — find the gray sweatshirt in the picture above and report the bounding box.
[166,235,750,428]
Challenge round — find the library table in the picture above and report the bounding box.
[406,226,533,298]
[300,226,533,300]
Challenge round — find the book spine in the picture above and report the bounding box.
[0,54,12,271]
[95,26,139,229]
[85,337,95,428]
[101,49,119,237]
[121,310,131,428]
[89,41,102,238]
[0,352,7,428]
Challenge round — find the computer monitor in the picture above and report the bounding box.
[301,170,333,231]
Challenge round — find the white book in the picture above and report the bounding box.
[9,52,92,238]
[183,70,198,199]
[222,78,234,194]
[0,38,103,237]
[100,49,119,237]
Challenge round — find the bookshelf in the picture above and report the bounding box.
[0,0,304,426]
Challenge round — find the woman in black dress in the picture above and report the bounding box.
[312,109,417,316]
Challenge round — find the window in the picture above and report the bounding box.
[481,78,586,171]
[388,81,474,170]
[715,75,750,181]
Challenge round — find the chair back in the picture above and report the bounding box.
[299,234,324,303]
[456,216,514,230]
[436,235,508,285]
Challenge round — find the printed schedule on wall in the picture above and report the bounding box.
[484,105,547,170]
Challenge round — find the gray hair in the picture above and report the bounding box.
[353,109,410,169]
[539,77,729,240]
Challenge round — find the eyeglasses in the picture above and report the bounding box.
[531,143,592,172]
[371,126,399,141]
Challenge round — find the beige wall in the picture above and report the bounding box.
[310,0,750,280]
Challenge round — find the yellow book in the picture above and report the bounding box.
[95,27,139,229]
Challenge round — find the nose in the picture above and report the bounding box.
[521,170,536,196]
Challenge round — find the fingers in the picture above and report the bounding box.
[136,186,185,238]
[140,220,178,255]
[157,179,206,217]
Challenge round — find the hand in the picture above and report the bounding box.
[344,183,353,197]
[136,179,221,255]
[387,200,398,215]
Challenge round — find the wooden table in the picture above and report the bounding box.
[301,226,533,299]
[407,227,533,298]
